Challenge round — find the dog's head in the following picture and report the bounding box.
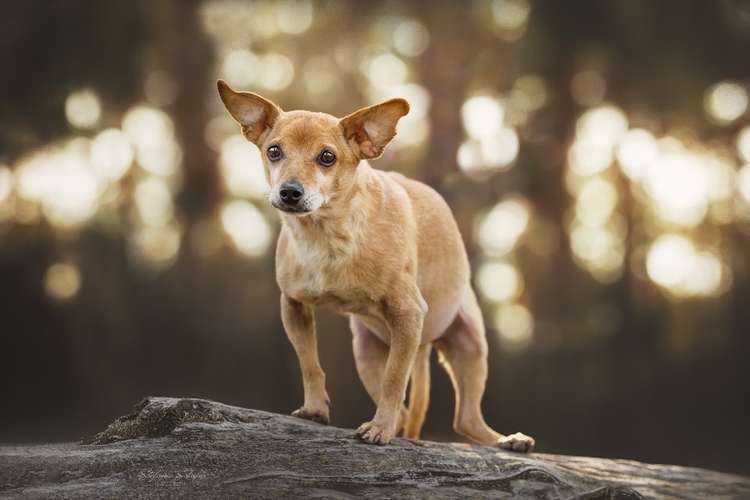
[217,80,409,215]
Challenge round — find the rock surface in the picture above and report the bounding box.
[1,397,748,499]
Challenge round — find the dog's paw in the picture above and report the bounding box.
[355,420,395,445]
[498,432,535,453]
[291,407,329,425]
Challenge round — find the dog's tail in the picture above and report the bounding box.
[403,343,432,439]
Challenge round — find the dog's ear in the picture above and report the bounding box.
[339,98,410,159]
[217,80,282,144]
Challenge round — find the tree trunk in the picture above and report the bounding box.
[1,397,747,499]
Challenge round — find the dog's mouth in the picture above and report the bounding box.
[271,199,312,214]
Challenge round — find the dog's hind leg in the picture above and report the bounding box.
[403,342,431,439]
[434,287,535,452]
[350,316,409,434]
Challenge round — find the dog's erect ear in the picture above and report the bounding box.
[339,98,409,159]
[217,80,282,144]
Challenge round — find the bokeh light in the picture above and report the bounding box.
[643,150,710,228]
[222,49,260,88]
[366,53,408,87]
[737,126,750,163]
[122,105,182,177]
[646,234,725,298]
[462,96,504,140]
[491,0,531,41]
[477,261,524,303]
[494,303,534,350]
[65,89,101,130]
[393,20,429,57]
[704,81,748,124]
[258,53,295,91]
[44,262,81,301]
[129,223,182,270]
[134,177,174,227]
[476,197,530,257]
[221,200,272,257]
[220,134,269,199]
[275,0,313,35]
[16,140,104,230]
[616,128,659,180]
[89,128,134,181]
[738,165,750,203]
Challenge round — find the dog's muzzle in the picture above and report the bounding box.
[273,181,311,213]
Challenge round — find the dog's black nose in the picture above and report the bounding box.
[279,181,304,205]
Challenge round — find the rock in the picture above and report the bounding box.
[1,397,748,499]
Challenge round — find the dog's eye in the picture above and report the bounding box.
[267,145,283,162]
[318,149,336,167]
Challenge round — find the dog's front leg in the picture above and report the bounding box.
[356,297,422,445]
[281,294,330,425]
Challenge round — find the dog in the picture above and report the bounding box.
[217,80,535,452]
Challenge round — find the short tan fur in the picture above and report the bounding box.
[218,80,534,451]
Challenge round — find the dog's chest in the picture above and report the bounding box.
[281,239,369,311]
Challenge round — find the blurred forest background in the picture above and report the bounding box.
[1,0,749,476]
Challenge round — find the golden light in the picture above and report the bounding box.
[457,140,484,174]
[220,200,272,257]
[476,198,530,256]
[393,20,430,57]
[480,127,520,169]
[704,81,748,124]
[616,128,658,180]
[494,303,533,349]
[643,151,710,227]
[570,222,625,283]
[44,262,81,301]
[737,126,750,163]
[568,105,628,177]
[16,141,104,229]
[129,223,181,269]
[646,234,725,298]
[575,177,618,226]
[0,166,14,222]
[367,53,408,87]
[461,96,504,140]
[204,115,236,152]
[222,49,260,88]
[576,105,629,148]
[491,0,531,34]
[0,166,12,205]
[89,128,134,181]
[477,261,524,303]
[275,0,313,34]
[134,177,174,227]
[122,105,182,177]
[220,134,269,199]
[738,165,750,203]
[570,69,606,107]
[705,154,736,202]
[258,53,295,91]
[394,117,430,148]
[65,89,101,130]
[568,139,613,176]
[509,75,548,113]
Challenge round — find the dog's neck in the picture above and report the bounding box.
[280,161,379,261]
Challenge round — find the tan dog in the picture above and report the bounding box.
[217,80,534,452]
